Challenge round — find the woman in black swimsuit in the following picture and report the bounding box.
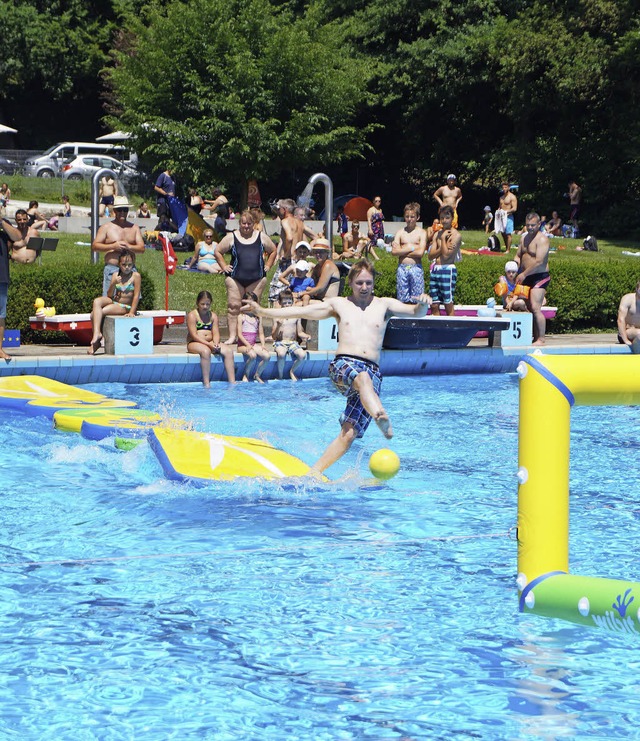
[214,210,276,343]
[303,238,341,301]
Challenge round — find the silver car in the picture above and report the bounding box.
[60,154,139,184]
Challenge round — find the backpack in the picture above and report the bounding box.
[488,234,502,252]
[171,234,195,252]
[583,235,598,252]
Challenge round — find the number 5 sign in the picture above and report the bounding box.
[500,311,533,346]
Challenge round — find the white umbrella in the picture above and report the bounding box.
[0,124,18,134]
[96,130,131,142]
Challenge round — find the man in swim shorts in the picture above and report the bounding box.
[0,217,23,360]
[433,174,462,229]
[242,259,432,473]
[514,212,551,345]
[496,182,518,252]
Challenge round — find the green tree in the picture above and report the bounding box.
[106,0,372,197]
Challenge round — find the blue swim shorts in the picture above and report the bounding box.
[328,354,383,437]
[429,264,457,306]
[505,214,515,235]
[0,283,7,319]
[396,263,425,304]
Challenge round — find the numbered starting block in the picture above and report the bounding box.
[495,311,533,346]
[103,315,153,355]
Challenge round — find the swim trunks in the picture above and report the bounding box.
[274,340,303,357]
[396,263,424,304]
[328,354,383,438]
[100,196,115,206]
[521,272,550,291]
[505,214,514,235]
[429,263,457,305]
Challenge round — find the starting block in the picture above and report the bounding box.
[103,316,153,355]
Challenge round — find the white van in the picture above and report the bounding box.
[23,142,137,178]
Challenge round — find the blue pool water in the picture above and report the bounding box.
[1,374,639,739]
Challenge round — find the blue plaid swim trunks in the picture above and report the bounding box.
[328,354,383,437]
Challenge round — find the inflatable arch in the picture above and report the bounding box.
[517,354,640,633]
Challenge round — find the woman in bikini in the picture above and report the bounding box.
[191,228,223,274]
[214,209,277,344]
[303,239,341,301]
[88,249,141,354]
[186,290,236,387]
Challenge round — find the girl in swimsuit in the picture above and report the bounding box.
[191,229,223,274]
[186,290,236,387]
[303,239,341,301]
[214,209,277,344]
[88,249,142,355]
[237,292,270,382]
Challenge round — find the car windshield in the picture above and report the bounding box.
[40,144,62,156]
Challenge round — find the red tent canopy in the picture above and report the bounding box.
[343,196,373,222]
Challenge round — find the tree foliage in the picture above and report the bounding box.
[106,0,372,189]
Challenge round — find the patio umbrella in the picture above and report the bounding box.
[96,131,131,141]
[0,124,18,134]
[343,196,373,222]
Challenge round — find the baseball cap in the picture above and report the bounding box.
[295,240,311,252]
[447,174,456,181]
[484,205,491,212]
[295,260,311,272]
[505,261,518,272]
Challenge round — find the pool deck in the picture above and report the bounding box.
[0,329,628,385]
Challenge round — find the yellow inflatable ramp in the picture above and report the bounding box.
[149,428,315,483]
[0,375,107,411]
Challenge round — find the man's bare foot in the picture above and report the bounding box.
[0,349,11,361]
[223,337,237,345]
[241,376,249,382]
[255,376,265,384]
[87,335,102,355]
[532,339,545,346]
[374,411,393,439]
[203,382,211,389]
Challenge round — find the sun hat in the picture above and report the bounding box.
[112,195,133,210]
[505,261,518,272]
[311,238,331,251]
[295,240,311,252]
[295,260,311,272]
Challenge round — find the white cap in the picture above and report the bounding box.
[505,261,518,272]
[484,205,491,211]
[295,240,311,252]
[447,174,456,181]
[295,260,311,272]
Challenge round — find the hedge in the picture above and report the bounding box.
[7,263,155,344]
[370,252,634,333]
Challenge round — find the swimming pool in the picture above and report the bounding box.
[1,374,639,738]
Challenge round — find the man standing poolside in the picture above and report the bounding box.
[242,259,432,473]
[617,282,640,351]
[269,198,306,305]
[495,182,518,252]
[0,218,23,360]
[433,174,462,228]
[514,212,550,346]
[391,202,428,303]
[9,209,40,264]
[568,180,582,234]
[91,196,145,295]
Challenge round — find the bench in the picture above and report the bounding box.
[29,310,185,345]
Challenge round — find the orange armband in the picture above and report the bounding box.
[514,284,530,299]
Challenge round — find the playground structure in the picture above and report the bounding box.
[517,354,640,633]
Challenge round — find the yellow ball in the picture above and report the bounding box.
[369,448,400,480]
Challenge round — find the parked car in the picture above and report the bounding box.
[23,141,138,178]
[0,155,18,175]
[60,154,139,184]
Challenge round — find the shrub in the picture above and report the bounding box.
[7,263,155,343]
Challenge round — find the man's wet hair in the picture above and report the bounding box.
[348,259,376,282]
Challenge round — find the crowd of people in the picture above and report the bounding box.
[1,168,636,472]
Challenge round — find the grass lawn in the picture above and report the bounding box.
[6,174,149,208]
